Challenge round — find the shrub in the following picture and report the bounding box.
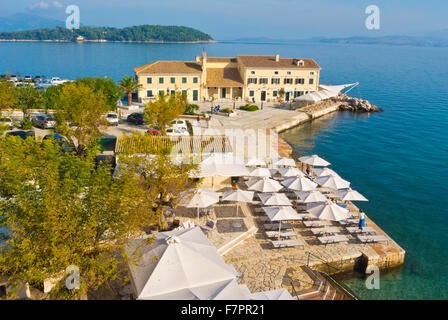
[219,108,233,114]
[185,104,199,114]
[239,105,259,112]
[21,117,33,130]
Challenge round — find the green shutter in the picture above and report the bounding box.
[147,77,152,84]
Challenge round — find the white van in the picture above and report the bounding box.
[169,119,188,131]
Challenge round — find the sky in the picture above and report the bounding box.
[2,0,448,39]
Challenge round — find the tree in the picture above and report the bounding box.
[143,91,186,134]
[76,77,122,111]
[15,86,45,114]
[54,82,110,157]
[117,75,141,107]
[0,137,166,299]
[0,80,18,110]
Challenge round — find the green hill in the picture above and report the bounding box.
[0,25,215,42]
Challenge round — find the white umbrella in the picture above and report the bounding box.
[248,167,271,177]
[263,206,301,239]
[272,157,296,167]
[313,167,340,178]
[181,189,220,218]
[335,188,368,202]
[259,193,292,206]
[282,176,317,191]
[315,175,350,189]
[308,200,350,221]
[222,189,254,224]
[126,227,242,300]
[251,288,294,300]
[246,177,283,193]
[295,190,327,203]
[245,158,267,167]
[299,155,331,167]
[276,167,305,177]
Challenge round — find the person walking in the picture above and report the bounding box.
[358,211,366,230]
[197,115,201,128]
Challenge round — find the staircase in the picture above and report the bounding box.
[295,266,349,300]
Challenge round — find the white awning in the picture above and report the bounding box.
[294,83,358,103]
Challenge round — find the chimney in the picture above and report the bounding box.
[296,59,304,66]
[275,54,280,62]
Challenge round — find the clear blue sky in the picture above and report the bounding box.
[2,0,447,39]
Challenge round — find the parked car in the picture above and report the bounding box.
[170,119,188,131]
[9,75,19,82]
[23,75,33,82]
[105,112,119,126]
[166,127,189,136]
[0,117,14,130]
[43,133,72,152]
[32,114,56,129]
[127,113,144,125]
[6,130,35,140]
[33,75,43,83]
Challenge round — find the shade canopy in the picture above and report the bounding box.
[313,167,340,178]
[272,157,297,167]
[191,153,250,178]
[276,167,305,177]
[259,193,292,206]
[263,206,301,221]
[180,189,220,208]
[250,288,294,300]
[294,83,357,103]
[295,190,327,203]
[299,155,331,167]
[308,201,350,221]
[245,158,267,167]
[246,177,283,193]
[248,167,271,177]
[282,176,317,191]
[335,188,368,201]
[315,175,350,189]
[222,189,254,203]
[126,227,241,300]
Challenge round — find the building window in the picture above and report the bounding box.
[147,77,152,84]
[274,71,279,75]
[147,90,153,97]
[159,77,164,84]
[248,78,257,84]
[249,90,254,97]
[295,78,305,85]
[284,78,293,84]
[273,90,278,97]
[182,77,187,84]
[310,71,315,75]
[287,71,291,75]
[158,90,165,96]
[182,90,187,98]
[170,90,175,95]
[193,77,198,84]
[260,78,268,84]
[251,71,255,75]
[309,79,314,84]
[192,89,198,101]
[170,77,175,84]
[271,78,280,85]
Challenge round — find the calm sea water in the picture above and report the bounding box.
[1,41,447,299]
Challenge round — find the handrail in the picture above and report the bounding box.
[305,251,341,273]
[318,271,360,300]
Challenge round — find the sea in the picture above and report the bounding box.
[0,40,447,299]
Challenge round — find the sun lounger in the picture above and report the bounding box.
[357,235,389,244]
[200,219,217,232]
[346,227,377,234]
[298,213,317,221]
[264,223,293,231]
[303,220,332,227]
[265,230,297,238]
[272,239,305,249]
[311,227,341,236]
[318,235,349,245]
[337,218,359,226]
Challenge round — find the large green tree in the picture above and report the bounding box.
[0,136,196,299]
[75,77,122,111]
[15,86,45,113]
[0,80,18,110]
[117,75,141,107]
[143,91,187,134]
[54,82,110,157]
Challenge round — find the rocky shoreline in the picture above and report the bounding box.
[336,94,383,113]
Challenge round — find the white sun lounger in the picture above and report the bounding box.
[265,230,297,238]
[264,223,293,231]
[303,220,332,228]
[318,235,349,245]
[346,227,377,234]
[338,218,359,226]
[311,227,341,236]
[357,235,389,244]
[272,239,305,249]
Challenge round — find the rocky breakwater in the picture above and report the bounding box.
[336,94,383,113]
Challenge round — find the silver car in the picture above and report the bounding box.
[0,117,14,130]
[32,114,56,129]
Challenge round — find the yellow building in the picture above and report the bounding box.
[134,52,321,103]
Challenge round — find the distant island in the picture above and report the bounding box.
[0,25,215,43]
